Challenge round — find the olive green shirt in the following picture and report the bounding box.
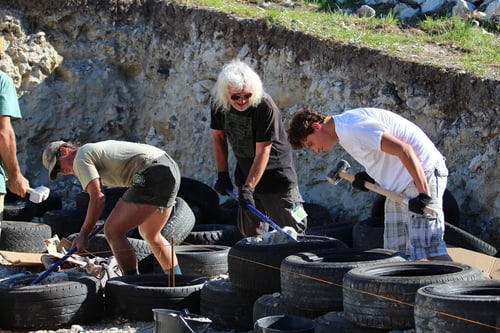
[73,140,166,191]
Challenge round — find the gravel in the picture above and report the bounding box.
[0,322,246,333]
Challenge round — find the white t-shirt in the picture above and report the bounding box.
[334,108,443,192]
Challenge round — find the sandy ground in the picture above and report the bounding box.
[0,321,245,333]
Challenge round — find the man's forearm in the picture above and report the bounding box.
[0,123,21,178]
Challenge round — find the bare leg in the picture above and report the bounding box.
[104,200,168,274]
[138,206,177,270]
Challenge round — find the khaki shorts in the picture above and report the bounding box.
[122,154,180,208]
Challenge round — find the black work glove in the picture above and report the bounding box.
[408,193,432,215]
[214,171,233,196]
[352,171,375,191]
[238,186,255,209]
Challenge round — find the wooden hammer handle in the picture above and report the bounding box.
[339,171,438,216]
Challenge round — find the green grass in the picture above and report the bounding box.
[179,0,499,79]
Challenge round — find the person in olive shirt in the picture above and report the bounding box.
[210,59,307,237]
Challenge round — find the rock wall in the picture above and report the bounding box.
[0,0,498,250]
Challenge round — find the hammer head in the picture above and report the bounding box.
[327,159,351,185]
[27,186,50,203]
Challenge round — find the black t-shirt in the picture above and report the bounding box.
[210,93,298,193]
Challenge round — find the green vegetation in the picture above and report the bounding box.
[179,0,499,79]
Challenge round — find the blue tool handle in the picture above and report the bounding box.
[30,223,105,285]
[226,189,297,242]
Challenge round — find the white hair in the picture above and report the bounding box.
[212,59,264,111]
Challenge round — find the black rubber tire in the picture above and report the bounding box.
[101,187,128,219]
[105,273,209,321]
[228,235,348,294]
[0,221,52,253]
[302,202,333,228]
[178,177,219,223]
[2,200,36,221]
[189,203,205,225]
[159,197,196,245]
[306,220,356,247]
[442,189,460,226]
[351,217,384,250]
[74,187,127,220]
[175,244,229,277]
[371,194,386,218]
[43,209,86,238]
[66,233,152,262]
[212,198,238,225]
[443,222,497,256]
[315,311,389,333]
[253,293,324,323]
[183,223,243,246]
[4,189,23,203]
[343,261,484,330]
[129,196,196,244]
[254,315,315,333]
[75,191,90,210]
[33,193,63,218]
[352,217,497,257]
[280,248,406,312]
[0,272,104,329]
[414,280,500,333]
[199,276,261,332]
[253,293,289,323]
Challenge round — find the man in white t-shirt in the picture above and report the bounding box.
[42,140,183,275]
[287,107,452,261]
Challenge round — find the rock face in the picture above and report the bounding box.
[0,0,498,250]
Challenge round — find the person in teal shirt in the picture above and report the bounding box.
[0,69,29,220]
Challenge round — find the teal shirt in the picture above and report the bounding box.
[0,71,22,194]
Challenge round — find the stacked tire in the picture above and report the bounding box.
[342,261,484,330]
[414,279,500,333]
[201,235,348,331]
[0,272,104,330]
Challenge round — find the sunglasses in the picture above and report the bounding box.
[53,149,63,173]
[230,93,252,101]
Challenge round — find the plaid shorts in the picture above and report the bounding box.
[384,160,449,260]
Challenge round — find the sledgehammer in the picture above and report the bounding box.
[26,186,50,203]
[226,189,298,242]
[327,159,438,216]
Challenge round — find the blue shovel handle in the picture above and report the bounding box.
[30,223,105,285]
[226,189,297,242]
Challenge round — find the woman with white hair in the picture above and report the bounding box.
[210,59,307,237]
